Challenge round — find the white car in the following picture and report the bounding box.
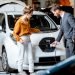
[0,10,66,72]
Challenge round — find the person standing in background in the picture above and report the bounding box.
[13,5,40,75]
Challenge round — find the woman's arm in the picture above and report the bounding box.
[13,21,21,41]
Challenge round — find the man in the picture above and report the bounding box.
[50,4,75,58]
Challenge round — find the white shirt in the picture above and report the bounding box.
[60,12,65,20]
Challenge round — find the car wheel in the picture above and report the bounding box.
[2,48,11,72]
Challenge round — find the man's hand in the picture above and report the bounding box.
[50,41,59,47]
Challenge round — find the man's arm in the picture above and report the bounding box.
[56,28,63,42]
[50,28,63,47]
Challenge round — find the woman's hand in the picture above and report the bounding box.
[19,39,25,44]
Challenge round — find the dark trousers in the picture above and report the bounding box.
[66,39,75,58]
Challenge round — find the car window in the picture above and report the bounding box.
[0,13,5,32]
[30,15,50,31]
[8,14,57,32]
[46,16,58,30]
[0,14,4,25]
[8,15,15,30]
[30,15,58,32]
[8,15,21,30]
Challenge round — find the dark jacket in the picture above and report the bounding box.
[56,13,75,42]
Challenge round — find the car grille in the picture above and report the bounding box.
[35,57,60,66]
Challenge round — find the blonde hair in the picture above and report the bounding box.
[23,5,33,14]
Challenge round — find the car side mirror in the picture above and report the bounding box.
[0,26,2,31]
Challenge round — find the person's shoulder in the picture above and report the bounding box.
[66,12,73,17]
[19,16,23,21]
[15,16,22,22]
[20,16,28,21]
[18,16,24,23]
[20,16,29,24]
[65,13,75,21]
[14,16,23,26]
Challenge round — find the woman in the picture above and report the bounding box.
[13,5,40,75]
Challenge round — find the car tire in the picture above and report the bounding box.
[2,47,11,72]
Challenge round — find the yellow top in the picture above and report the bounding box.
[13,17,40,41]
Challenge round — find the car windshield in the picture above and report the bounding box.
[8,14,57,32]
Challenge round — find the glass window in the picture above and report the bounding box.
[0,13,5,31]
[8,14,57,32]
[46,16,58,30]
[0,14,5,25]
[30,15,57,32]
[8,15,21,30]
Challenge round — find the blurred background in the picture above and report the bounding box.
[20,0,75,25]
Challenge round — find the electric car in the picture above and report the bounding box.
[0,5,65,72]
